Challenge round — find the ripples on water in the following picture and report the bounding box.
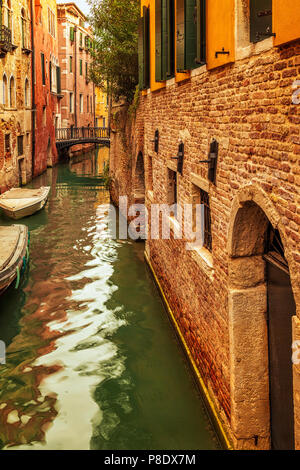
[0,148,219,450]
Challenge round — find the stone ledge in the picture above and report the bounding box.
[190,245,214,280]
[190,172,210,192]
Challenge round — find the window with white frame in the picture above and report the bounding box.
[48,7,56,38]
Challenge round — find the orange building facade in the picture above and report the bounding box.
[33,0,61,176]
[57,3,94,131]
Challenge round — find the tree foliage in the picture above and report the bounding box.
[88,0,140,102]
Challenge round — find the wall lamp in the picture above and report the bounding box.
[171,143,184,175]
[150,129,159,153]
[199,139,219,184]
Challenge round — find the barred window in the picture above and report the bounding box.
[17,135,24,156]
[200,189,212,251]
[5,134,10,153]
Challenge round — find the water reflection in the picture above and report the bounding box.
[0,146,219,450]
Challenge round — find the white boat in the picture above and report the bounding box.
[0,225,29,295]
[0,187,50,220]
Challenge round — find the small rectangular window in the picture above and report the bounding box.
[69,92,73,112]
[79,59,82,75]
[79,94,83,113]
[70,26,74,41]
[4,134,10,153]
[148,156,153,191]
[41,53,45,85]
[87,95,89,112]
[69,56,73,73]
[200,188,212,251]
[250,0,272,43]
[17,135,24,156]
[167,169,177,213]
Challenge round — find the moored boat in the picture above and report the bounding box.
[0,225,29,295]
[0,187,50,220]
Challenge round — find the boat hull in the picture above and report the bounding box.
[1,197,48,220]
[0,225,29,294]
[0,187,50,220]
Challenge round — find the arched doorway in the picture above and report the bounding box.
[228,190,297,450]
[134,151,145,203]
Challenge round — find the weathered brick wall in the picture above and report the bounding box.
[110,39,300,448]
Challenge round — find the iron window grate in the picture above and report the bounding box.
[200,188,212,251]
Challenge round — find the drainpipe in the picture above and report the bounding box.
[74,25,77,128]
[30,0,35,178]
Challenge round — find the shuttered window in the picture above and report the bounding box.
[155,0,175,82]
[79,59,83,75]
[70,26,74,42]
[41,53,45,85]
[250,0,272,43]
[206,0,235,70]
[138,6,150,90]
[273,0,300,47]
[176,0,205,72]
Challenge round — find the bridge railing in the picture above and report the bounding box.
[56,127,110,141]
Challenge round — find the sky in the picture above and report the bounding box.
[57,0,91,17]
[75,0,90,16]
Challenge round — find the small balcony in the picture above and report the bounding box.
[0,25,13,56]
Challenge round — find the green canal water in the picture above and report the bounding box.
[0,147,219,450]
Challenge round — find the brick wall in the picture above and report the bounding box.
[110,39,300,449]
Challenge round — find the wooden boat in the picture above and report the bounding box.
[0,187,50,220]
[0,225,29,295]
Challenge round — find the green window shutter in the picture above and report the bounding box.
[41,53,45,85]
[70,26,74,41]
[161,0,168,80]
[196,0,206,64]
[143,6,150,89]
[155,0,162,81]
[185,0,197,69]
[138,16,145,89]
[166,0,175,78]
[176,0,185,71]
[138,7,150,90]
[80,59,82,75]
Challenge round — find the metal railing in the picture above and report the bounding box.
[0,25,12,52]
[55,127,110,141]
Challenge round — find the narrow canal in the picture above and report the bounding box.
[0,147,219,450]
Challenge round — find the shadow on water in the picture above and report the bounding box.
[0,146,220,450]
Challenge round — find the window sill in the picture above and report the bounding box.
[190,63,207,78]
[169,215,182,238]
[190,245,214,280]
[236,36,273,61]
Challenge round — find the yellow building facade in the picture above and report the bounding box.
[95,86,108,128]
[0,0,32,191]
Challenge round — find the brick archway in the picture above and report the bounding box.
[227,185,299,450]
